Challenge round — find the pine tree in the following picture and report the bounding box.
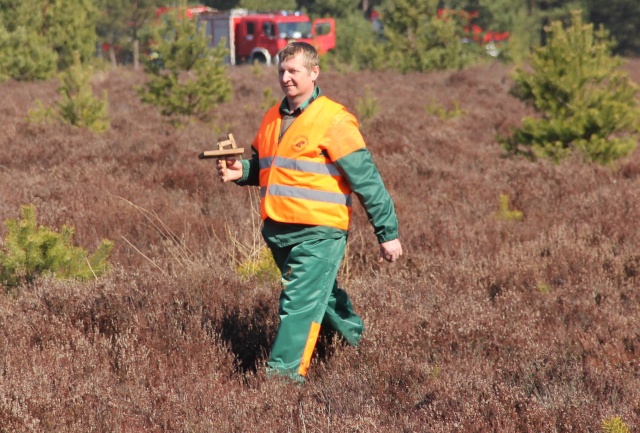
[240,0,296,12]
[55,52,110,132]
[137,2,232,120]
[203,0,240,10]
[380,0,476,72]
[585,0,640,55]
[0,0,57,81]
[330,12,387,71]
[0,25,58,81]
[0,204,113,289]
[43,0,99,70]
[503,11,640,165]
[297,0,360,18]
[0,0,98,80]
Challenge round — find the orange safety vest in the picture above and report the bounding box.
[255,96,366,230]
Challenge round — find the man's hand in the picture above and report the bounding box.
[379,238,403,263]
[217,158,243,183]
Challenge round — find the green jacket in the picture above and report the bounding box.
[236,87,399,248]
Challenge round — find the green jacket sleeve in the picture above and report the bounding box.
[335,148,399,244]
[235,147,260,186]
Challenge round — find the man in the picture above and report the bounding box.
[217,42,402,381]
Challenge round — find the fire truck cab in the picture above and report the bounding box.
[198,10,336,65]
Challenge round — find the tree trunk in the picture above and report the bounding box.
[109,46,117,68]
[133,39,140,70]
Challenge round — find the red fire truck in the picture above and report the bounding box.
[196,9,336,65]
[437,9,509,57]
[154,7,336,65]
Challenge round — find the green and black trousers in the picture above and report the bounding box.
[265,234,364,381]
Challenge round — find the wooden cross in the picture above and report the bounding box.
[198,133,245,177]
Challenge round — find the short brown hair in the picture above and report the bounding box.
[277,42,319,70]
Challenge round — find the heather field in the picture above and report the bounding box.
[1,59,640,432]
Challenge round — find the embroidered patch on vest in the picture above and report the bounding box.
[291,135,308,150]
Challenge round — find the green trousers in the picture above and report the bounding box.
[265,236,364,380]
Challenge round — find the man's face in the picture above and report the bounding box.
[278,52,319,107]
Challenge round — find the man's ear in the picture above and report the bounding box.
[310,65,320,81]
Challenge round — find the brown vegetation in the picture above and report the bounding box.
[1,59,640,432]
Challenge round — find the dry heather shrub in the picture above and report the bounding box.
[3,60,640,432]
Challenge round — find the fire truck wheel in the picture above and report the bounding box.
[251,53,268,64]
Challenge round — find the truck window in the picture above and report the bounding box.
[246,22,255,40]
[315,22,331,36]
[247,22,255,35]
[277,22,312,39]
[263,22,275,38]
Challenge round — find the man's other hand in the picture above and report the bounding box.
[379,238,403,263]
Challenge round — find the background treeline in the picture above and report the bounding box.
[214,0,640,56]
[1,0,640,81]
[3,0,639,166]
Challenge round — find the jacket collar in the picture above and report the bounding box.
[279,86,323,116]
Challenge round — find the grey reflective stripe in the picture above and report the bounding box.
[259,157,274,169]
[259,156,341,177]
[274,157,341,176]
[266,185,352,206]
